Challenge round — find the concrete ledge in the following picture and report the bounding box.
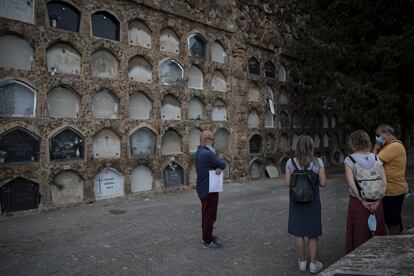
[320,235,414,276]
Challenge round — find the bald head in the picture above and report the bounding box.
[200,130,214,146]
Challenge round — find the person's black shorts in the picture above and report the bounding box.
[382,194,406,226]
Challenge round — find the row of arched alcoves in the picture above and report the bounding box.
[0,34,229,90]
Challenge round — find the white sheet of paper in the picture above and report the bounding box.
[209,170,224,193]
[269,99,275,115]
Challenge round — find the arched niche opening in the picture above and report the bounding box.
[211,41,226,63]
[163,162,184,187]
[248,110,260,128]
[129,91,152,119]
[188,65,204,89]
[91,50,119,78]
[161,94,181,120]
[91,11,120,41]
[189,128,201,153]
[47,1,80,32]
[250,160,263,180]
[278,64,286,82]
[323,133,330,147]
[279,90,289,105]
[214,128,230,152]
[92,89,119,119]
[248,85,260,102]
[314,134,321,148]
[323,114,329,128]
[212,70,227,92]
[188,97,204,120]
[93,128,121,158]
[160,28,179,54]
[266,85,274,100]
[188,34,207,59]
[0,35,34,70]
[128,56,152,83]
[128,20,152,48]
[292,112,301,128]
[48,86,80,118]
[130,128,156,157]
[264,61,275,78]
[0,80,36,117]
[212,99,227,121]
[249,134,263,154]
[94,168,124,200]
[47,43,81,75]
[0,127,40,163]
[50,171,84,205]
[280,111,290,129]
[160,59,183,86]
[279,135,289,152]
[161,129,182,155]
[131,165,153,192]
[0,178,39,213]
[265,110,274,128]
[248,57,260,75]
[50,128,84,160]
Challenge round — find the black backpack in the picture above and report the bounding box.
[289,159,317,203]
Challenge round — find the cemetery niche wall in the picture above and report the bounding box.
[0,178,39,213]
[0,0,346,209]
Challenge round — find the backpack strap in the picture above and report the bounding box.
[374,155,378,161]
[348,155,357,163]
[291,158,300,171]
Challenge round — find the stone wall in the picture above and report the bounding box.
[0,0,341,210]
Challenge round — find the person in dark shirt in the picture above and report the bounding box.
[195,130,226,249]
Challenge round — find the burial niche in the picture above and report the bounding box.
[0,80,36,117]
[188,65,203,89]
[249,134,263,154]
[50,171,84,205]
[248,86,260,102]
[50,128,84,160]
[248,110,260,128]
[211,42,226,63]
[130,128,156,157]
[91,11,120,41]
[314,134,321,148]
[47,1,80,32]
[161,95,181,120]
[47,43,81,75]
[188,34,207,59]
[0,128,40,163]
[161,130,181,155]
[94,168,124,200]
[280,111,289,129]
[265,110,274,128]
[214,128,230,152]
[250,161,263,180]
[0,0,35,24]
[188,97,204,120]
[212,71,227,92]
[189,128,201,152]
[131,165,153,192]
[128,20,152,48]
[323,114,329,128]
[91,50,119,78]
[279,156,289,176]
[265,61,275,78]
[47,86,80,118]
[292,134,299,150]
[279,90,289,105]
[160,59,183,86]
[279,64,286,81]
[323,133,330,147]
[212,99,227,121]
[292,112,301,128]
[128,56,152,83]
[0,178,39,213]
[129,92,152,120]
[93,128,121,158]
[248,57,260,75]
[0,35,34,70]
[92,89,119,119]
[160,28,179,54]
[163,162,184,187]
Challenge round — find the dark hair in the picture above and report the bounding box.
[348,130,371,152]
[376,124,395,135]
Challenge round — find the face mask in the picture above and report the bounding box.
[368,213,377,234]
[375,135,385,145]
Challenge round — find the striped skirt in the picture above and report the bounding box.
[346,196,387,254]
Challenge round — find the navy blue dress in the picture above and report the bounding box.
[287,158,323,238]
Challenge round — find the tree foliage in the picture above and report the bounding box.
[290,0,414,138]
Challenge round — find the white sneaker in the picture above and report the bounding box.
[298,259,307,271]
[309,261,323,273]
